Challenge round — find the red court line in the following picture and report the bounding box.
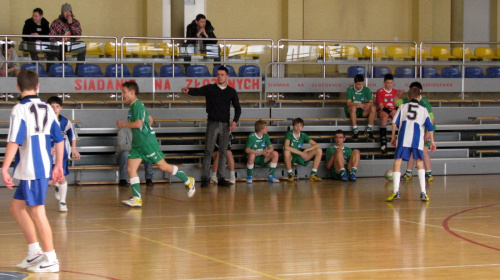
[442,204,500,251]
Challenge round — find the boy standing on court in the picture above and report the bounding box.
[117,81,195,207]
[245,120,280,184]
[1,69,64,272]
[386,87,436,202]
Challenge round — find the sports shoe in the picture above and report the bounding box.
[268,176,280,183]
[27,256,59,273]
[210,176,218,184]
[420,192,429,201]
[59,202,68,212]
[287,174,296,182]
[186,177,196,197]
[380,145,387,155]
[341,172,348,182]
[146,179,154,186]
[309,174,323,182]
[349,172,357,181]
[118,179,129,187]
[401,173,413,181]
[386,192,401,202]
[229,177,236,184]
[122,197,142,207]
[54,185,60,200]
[217,179,230,187]
[352,130,359,141]
[17,251,44,268]
[365,131,375,141]
[246,176,253,184]
[426,173,433,182]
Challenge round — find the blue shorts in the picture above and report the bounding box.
[63,158,69,177]
[13,178,50,206]
[395,147,424,161]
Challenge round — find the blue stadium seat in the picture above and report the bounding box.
[105,64,131,77]
[394,66,415,78]
[372,66,391,78]
[441,67,461,78]
[160,65,185,77]
[186,65,211,77]
[422,67,440,78]
[347,66,365,78]
[464,67,485,78]
[486,67,500,78]
[133,65,157,77]
[213,65,237,77]
[21,63,48,77]
[77,64,104,77]
[238,65,260,77]
[49,64,77,77]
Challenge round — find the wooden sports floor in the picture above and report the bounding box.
[0,174,499,279]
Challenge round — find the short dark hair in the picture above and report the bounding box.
[33,8,43,15]
[17,69,39,91]
[47,96,63,106]
[292,118,304,126]
[384,74,394,81]
[254,119,267,132]
[335,129,345,137]
[409,81,423,90]
[354,74,364,83]
[217,66,228,75]
[195,14,206,21]
[122,81,139,96]
[408,87,421,99]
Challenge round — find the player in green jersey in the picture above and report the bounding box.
[245,120,279,184]
[283,118,323,182]
[117,81,195,207]
[325,130,361,181]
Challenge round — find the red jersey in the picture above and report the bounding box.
[376,88,398,111]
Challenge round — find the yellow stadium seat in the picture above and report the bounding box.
[86,42,105,57]
[408,47,433,60]
[452,47,477,59]
[245,45,264,58]
[220,45,230,57]
[157,43,180,57]
[475,47,500,59]
[104,42,131,57]
[430,46,456,59]
[497,48,500,57]
[339,45,365,59]
[385,46,411,60]
[362,46,387,59]
[126,43,157,57]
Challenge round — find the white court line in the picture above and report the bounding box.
[404,219,500,239]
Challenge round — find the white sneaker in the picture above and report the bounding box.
[121,197,142,207]
[17,251,44,268]
[59,202,68,212]
[268,176,280,183]
[210,176,218,184]
[27,257,60,273]
[186,177,196,197]
[54,185,60,200]
[229,177,236,184]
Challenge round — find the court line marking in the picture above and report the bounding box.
[442,204,500,251]
[103,226,284,280]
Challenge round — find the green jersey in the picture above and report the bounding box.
[285,130,311,150]
[346,86,372,104]
[246,132,272,151]
[128,99,158,147]
[326,145,353,164]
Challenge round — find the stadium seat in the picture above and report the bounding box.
[339,45,364,59]
[347,66,365,78]
[385,46,411,60]
[104,42,131,57]
[160,65,185,77]
[238,65,260,77]
[21,63,48,77]
[157,43,179,57]
[422,67,440,78]
[430,46,456,59]
[86,42,105,57]
[394,66,415,78]
[474,47,500,59]
[441,67,461,78]
[186,65,211,77]
[77,64,104,77]
[452,47,477,59]
[213,65,237,77]
[105,64,132,77]
[127,43,157,57]
[372,66,391,78]
[133,65,157,77]
[486,67,500,78]
[49,64,77,77]
[245,45,264,58]
[408,47,433,59]
[362,46,387,59]
[464,67,485,78]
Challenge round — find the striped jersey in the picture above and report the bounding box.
[52,115,78,160]
[8,96,64,180]
[393,100,434,151]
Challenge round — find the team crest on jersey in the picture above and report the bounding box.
[361,97,365,101]
[260,142,265,147]
[384,98,388,102]
[298,143,302,148]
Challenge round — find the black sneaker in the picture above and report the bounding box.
[201,179,209,188]
[217,179,230,187]
[353,130,359,141]
[365,131,375,141]
[119,179,129,187]
[146,179,154,186]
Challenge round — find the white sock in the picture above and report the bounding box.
[312,169,318,173]
[287,169,292,174]
[171,165,178,176]
[270,162,277,168]
[28,242,42,255]
[247,164,254,170]
[393,172,401,193]
[59,182,68,203]
[211,172,217,178]
[229,171,235,179]
[44,250,57,263]
[418,169,426,193]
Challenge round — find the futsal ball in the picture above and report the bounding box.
[384,169,393,181]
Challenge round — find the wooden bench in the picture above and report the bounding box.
[468,116,500,124]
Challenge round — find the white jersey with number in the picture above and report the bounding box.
[7,96,64,180]
[393,100,434,151]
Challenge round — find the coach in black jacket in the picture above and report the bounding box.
[186,14,217,45]
[22,8,50,60]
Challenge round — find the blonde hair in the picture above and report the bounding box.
[254,119,268,132]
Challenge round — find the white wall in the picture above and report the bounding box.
[184,0,205,36]
[464,0,490,42]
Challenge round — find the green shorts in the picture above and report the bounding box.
[330,164,348,180]
[344,107,364,118]
[254,155,270,167]
[129,143,165,164]
[291,154,311,167]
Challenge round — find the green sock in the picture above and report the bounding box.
[406,169,412,175]
[132,183,141,198]
[269,168,276,176]
[288,172,294,176]
[339,168,346,175]
[311,171,317,176]
[247,168,253,177]
[174,170,189,183]
[367,125,373,131]
[351,167,357,174]
[426,171,432,176]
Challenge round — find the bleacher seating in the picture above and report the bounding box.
[362,46,387,59]
[238,65,260,77]
[452,47,477,60]
[408,47,433,60]
[394,66,415,78]
[160,64,185,77]
[213,65,237,77]
[475,47,500,60]
[105,64,132,77]
[86,42,105,57]
[441,67,461,78]
[464,67,486,78]
[486,67,500,78]
[186,65,211,77]
[21,63,48,77]
[372,66,391,78]
[339,45,364,59]
[49,64,77,77]
[77,64,104,77]
[157,43,180,57]
[422,66,440,78]
[430,46,456,59]
[104,42,131,57]
[385,46,411,60]
[133,65,158,77]
[347,66,365,78]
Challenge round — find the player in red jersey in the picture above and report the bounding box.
[376,74,402,154]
